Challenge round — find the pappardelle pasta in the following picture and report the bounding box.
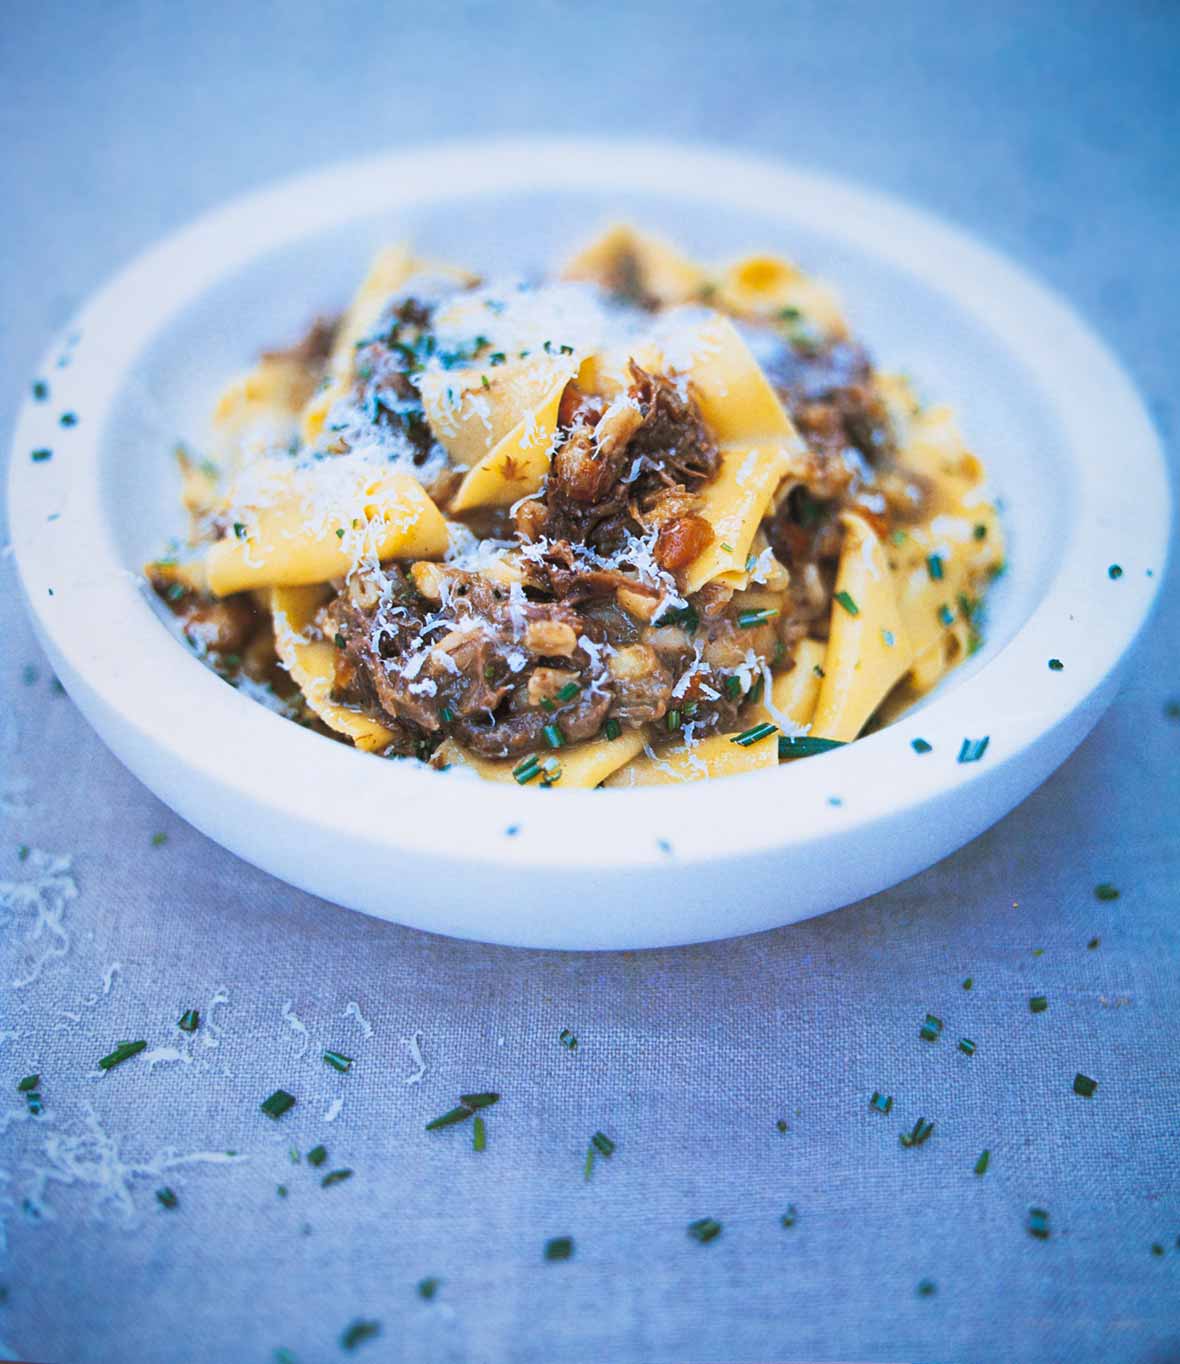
[147,226,1004,788]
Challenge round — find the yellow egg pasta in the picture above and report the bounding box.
[150,226,1004,787]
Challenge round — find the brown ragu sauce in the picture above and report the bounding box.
[152,270,955,769]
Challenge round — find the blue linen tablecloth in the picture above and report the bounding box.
[2,4,1178,1362]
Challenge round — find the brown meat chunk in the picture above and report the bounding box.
[529,364,721,554]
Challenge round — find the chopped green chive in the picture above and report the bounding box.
[544,1236,574,1261]
[323,1050,352,1073]
[458,1092,499,1110]
[603,719,621,741]
[1094,883,1120,901]
[655,603,699,632]
[480,374,490,390]
[321,1169,353,1187]
[899,1117,935,1148]
[542,723,564,749]
[340,1319,381,1350]
[737,607,779,627]
[962,977,973,990]
[778,735,843,758]
[150,832,168,847]
[870,1091,893,1115]
[473,1115,486,1151]
[1073,1073,1098,1098]
[591,1131,615,1158]
[1027,1207,1050,1240]
[177,1009,199,1033]
[812,663,825,678]
[666,708,681,731]
[834,590,859,616]
[1108,564,1123,580]
[1029,996,1048,1014]
[919,1014,943,1042]
[723,675,743,701]
[438,705,454,723]
[32,380,48,401]
[417,1277,441,1300]
[776,1118,789,1133]
[938,603,955,626]
[59,412,77,428]
[307,1145,327,1167]
[732,722,777,748]
[911,737,932,754]
[335,528,345,539]
[973,523,988,540]
[1152,1242,1166,1257]
[26,1092,43,1116]
[165,582,186,602]
[1048,658,1064,671]
[687,1218,722,1244]
[98,1041,147,1072]
[957,736,990,763]
[926,554,944,581]
[17,1075,39,1092]
[513,756,541,784]
[156,1187,178,1209]
[260,1089,296,1119]
[958,1038,976,1056]
[1087,937,1100,950]
[917,1279,937,1297]
[233,522,247,539]
[556,682,580,703]
[781,1204,798,1228]
[974,1149,990,1176]
[274,1349,296,1364]
[30,447,52,462]
[425,1106,474,1131]
[559,1028,578,1050]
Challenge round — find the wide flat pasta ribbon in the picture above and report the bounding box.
[206,462,449,596]
[270,585,395,752]
[810,512,914,742]
[435,729,645,788]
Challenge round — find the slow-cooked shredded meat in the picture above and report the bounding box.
[149,573,261,658]
[524,364,721,560]
[347,297,442,465]
[624,365,719,485]
[261,316,338,370]
[322,566,618,760]
[518,538,654,606]
[757,331,930,623]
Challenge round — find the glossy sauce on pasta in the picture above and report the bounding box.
[147,227,1004,787]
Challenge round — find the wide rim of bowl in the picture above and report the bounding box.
[7,137,1171,877]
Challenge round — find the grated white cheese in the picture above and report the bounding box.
[15,1105,247,1229]
[280,1000,311,1059]
[2,849,78,990]
[402,1030,427,1085]
[341,1001,374,1039]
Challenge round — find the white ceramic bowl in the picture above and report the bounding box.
[7,139,1169,949]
